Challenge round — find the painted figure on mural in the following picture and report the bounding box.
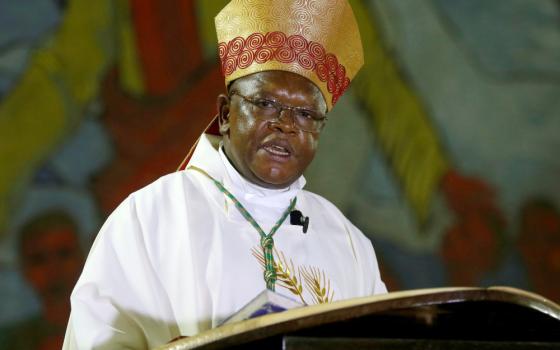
[440,171,505,286]
[0,211,83,350]
[0,0,224,237]
[518,198,560,302]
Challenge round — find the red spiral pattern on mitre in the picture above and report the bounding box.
[219,31,350,106]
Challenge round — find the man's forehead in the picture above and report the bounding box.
[231,70,307,87]
[231,71,327,109]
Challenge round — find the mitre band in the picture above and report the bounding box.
[215,0,364,111]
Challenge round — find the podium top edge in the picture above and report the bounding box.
[157,286,560,350]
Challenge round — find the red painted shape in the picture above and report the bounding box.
[130,0,203,95]
[94,66,224,215]
[94,0,221,215]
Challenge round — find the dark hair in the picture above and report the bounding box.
[18,210,78,254]
[519,198,557,228]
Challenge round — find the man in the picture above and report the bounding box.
[63,1,386,348]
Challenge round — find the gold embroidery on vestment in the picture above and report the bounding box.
[251,247,334,305]
[301,265,335,304]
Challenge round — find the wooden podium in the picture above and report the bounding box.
[158,287,560,350]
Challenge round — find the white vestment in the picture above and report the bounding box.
[63,134,386,349]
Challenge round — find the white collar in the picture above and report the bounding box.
[186,134,306,221]
[218,145,305,209]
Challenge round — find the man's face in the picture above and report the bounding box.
[21,225,83,307]
[219,71,327,188]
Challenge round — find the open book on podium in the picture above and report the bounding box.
[157,287,560,350]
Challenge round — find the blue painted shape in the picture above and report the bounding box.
[434,0,560,77]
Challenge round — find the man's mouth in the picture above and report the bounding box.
[263,144,291,156]
[260,139,294,159]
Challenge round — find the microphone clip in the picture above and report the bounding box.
[290,210,309,233]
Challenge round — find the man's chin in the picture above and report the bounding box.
[256,178,294,189]
[253,172,297,189]
[247,164,297,188]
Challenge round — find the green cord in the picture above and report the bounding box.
[190,166,297,291]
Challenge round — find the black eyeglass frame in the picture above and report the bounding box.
[229,91,328,133]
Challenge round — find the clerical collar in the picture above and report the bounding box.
[218,145,305,221]
[186,134,306,222]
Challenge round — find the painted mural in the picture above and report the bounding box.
[0,0,559,348]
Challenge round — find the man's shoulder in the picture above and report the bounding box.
[129,170,199,201]
[96,170,209,250]
[112,170,206,220]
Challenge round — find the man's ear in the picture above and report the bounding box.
[217,94,230,136]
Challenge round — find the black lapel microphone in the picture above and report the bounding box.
[290,210,309,233]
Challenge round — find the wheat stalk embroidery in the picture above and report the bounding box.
[251,247,334,305]
[301,266,335,304]
[251,247,307,304]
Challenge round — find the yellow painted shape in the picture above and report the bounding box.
[116,0,145,96]
[195,0,230,60]
[348,0,450,224]
[0,0,117,235]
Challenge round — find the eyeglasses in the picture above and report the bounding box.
[229,91,328,133]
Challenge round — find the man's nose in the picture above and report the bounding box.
[269,108,297,133]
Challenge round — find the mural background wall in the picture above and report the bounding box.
[0,0,559,348]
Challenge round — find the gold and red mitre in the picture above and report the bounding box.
[178,0,363,170]
[215,0,364,111]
